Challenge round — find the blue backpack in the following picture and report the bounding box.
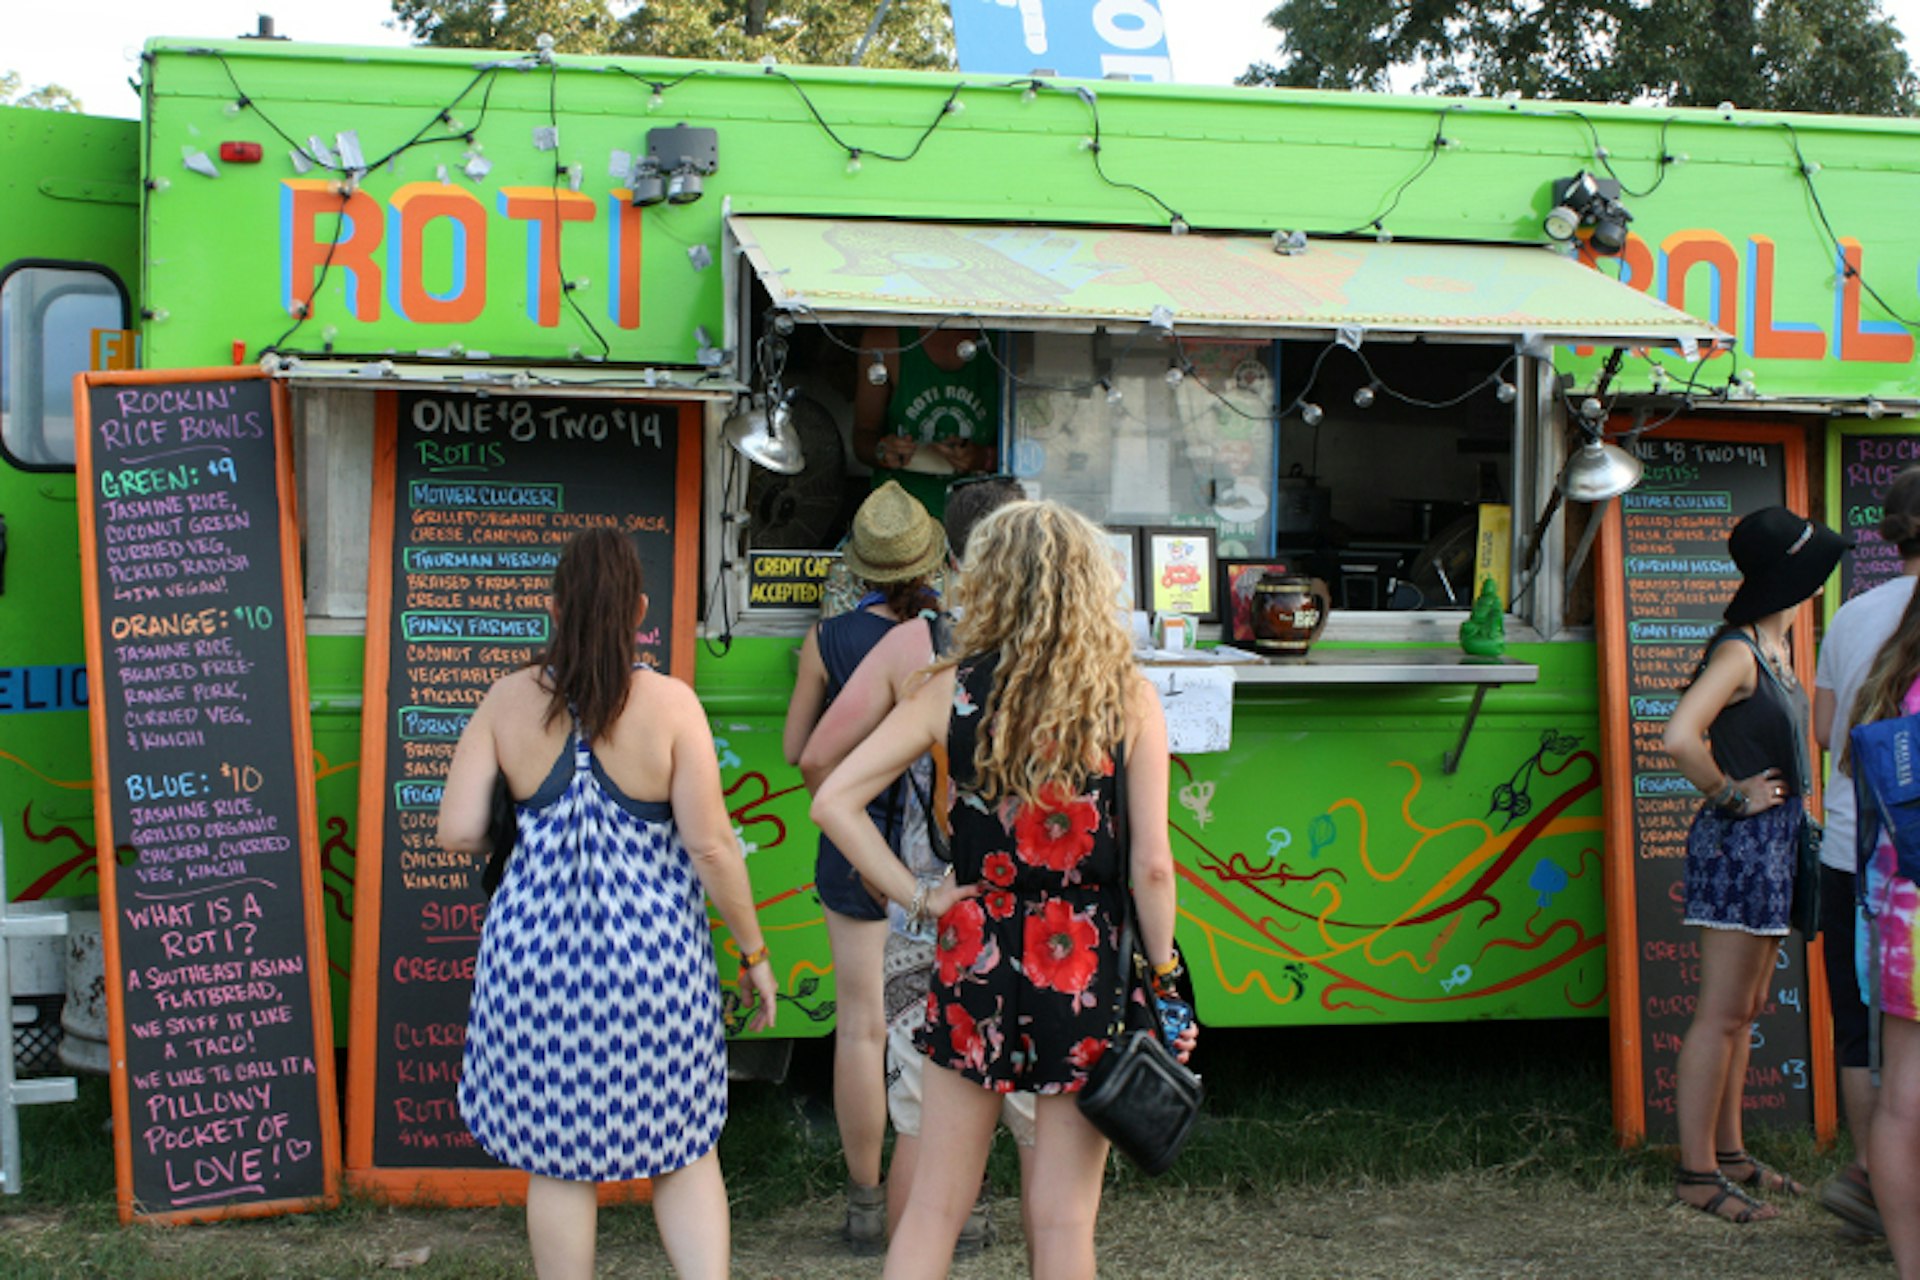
[1850,713,1920,884]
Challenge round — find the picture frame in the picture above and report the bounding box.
[1100,525,1144,612]
[1219,558,1292,644]
[1142,526,1219,622]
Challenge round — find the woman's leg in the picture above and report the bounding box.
[1872,1015,1920,1277]
[886,1132,919,1234]
[825,907,891,1189]
[1712,935,1779,1160]
[883,1060,1000,1280]
[649,1150,730,1280]
[1674,927,1781,1219]
[525,1175,598,1280]
[1020,1095,1109,1280]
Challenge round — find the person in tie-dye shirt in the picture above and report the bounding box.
[1843,583,1920,1277]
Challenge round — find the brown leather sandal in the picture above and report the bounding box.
[1676,1167,1776,1223]
[1717,1148,1808,1196]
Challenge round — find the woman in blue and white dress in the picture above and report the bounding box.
[439,528,776,1280]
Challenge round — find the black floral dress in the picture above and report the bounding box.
[917,650,1127,1094]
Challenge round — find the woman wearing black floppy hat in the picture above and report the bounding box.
[1661,506,1851,1223]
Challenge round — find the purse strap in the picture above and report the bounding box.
[1105,737,1140,1040]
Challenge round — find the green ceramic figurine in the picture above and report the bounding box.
[1459,576,1506,657]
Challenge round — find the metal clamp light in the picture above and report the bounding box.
[723,389,805,475]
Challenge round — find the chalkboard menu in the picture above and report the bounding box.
[1595,420,1832,1144]
[1830,426,1920,605]
[347,391,699,1200]
[73,368,339,1224]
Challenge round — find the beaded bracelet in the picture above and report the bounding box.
[740,944,770,970]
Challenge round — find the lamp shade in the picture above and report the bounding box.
[1562,435,1643,502]
[723,394,805,475]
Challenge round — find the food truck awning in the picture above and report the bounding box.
[728,215,1729,349]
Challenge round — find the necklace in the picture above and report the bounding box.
[1750,627,1794,685]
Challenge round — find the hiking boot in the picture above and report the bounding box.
[954,1180,995,1257]
[842,1179,886,1256]
[1818,1165,1884,1238]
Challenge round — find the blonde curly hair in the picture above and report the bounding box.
[946,500,1136,807]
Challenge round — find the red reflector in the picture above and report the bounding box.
[219,141,264,163]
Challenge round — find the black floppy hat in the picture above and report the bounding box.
[1722,506,1852,625]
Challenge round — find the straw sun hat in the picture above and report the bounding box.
[842,481,946,584]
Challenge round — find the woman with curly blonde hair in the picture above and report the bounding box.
[814,500,1194,1279]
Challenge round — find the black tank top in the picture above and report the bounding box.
[1697,627,1810,795]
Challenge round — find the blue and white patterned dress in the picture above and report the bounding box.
[459,727,728,1182]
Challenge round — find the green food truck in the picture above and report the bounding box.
[6,34,1918,1174]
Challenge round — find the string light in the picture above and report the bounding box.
[1300,403,1324,426]
[1352,383,1376,408]
[867,357,888,385]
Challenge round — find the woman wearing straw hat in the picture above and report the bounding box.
[785,480,947,1253]
[1661,506,1850,1223]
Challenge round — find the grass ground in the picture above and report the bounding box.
[0,1019,1887,1277]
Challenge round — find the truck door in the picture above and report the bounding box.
[0,105,139,904]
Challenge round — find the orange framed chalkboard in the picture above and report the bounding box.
[73,366,341,1224]
[345,391,700,1204]
[1595,416,1836,1147]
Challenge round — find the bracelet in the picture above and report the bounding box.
[907,881,931,926]
[1153,955,1185,979]
[1718,786,1750,816]
[740,944,770,970]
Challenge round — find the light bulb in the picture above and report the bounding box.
[1495,380,1518,404]
[1079,137,1097,151]
[1867,397,1886,420]
[867,358,888,385]
[224,100,243,117]
[1170,216,1190,236]
[1301,402,1324,426]
[846,151,863,173]
[1580,395,1604,420]
[1105,382,1124,405]
[1375,227,1393,244]
[955,339,978,361]
[1165,365,1186,387]
[1022,84,1038,104]
[536,32,556,51]
[648,90,664,111]
[945,98,965,114]
[448,341,466,359]
[1649,365,1669,388]
[320,325,338,346]
[511,372,532,390]
[772,313,796,336]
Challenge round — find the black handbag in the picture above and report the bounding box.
[479,772,517,898]
[1076,742,1203,1176]
[1742,632,1822,937]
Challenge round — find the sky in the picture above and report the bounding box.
[7,0,1920,119]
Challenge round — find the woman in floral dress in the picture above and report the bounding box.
[813,500,1194,1279]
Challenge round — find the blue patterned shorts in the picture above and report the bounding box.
[1683,802,1800,936]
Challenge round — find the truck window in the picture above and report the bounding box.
[0,263,126,469]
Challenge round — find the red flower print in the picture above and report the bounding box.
[946,1004,982,1059]
[936,900,986,985]
[1014,791,1100,873]
[1023,898,1100,995]
[1069,1036,1107,1070]
[985,890,1016,920]
[982,852,1017,887]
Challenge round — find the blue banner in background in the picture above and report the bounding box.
[948,0,1175,81]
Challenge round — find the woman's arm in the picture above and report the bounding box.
[1123,677,1178,969]
[1660,641,1786,815]
[668,684,777,1031]
[797,619,930,789]
[782,625,827,767]
[812,669,972,918]
[438,684,503,855]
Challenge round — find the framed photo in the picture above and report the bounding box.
[1220,559,1291,644]
[1100,526,1144,612]
[1143,527,1219,622]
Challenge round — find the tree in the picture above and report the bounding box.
[1241,0,1918,116]
[391,0,955,69]
[0,70,82,112]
